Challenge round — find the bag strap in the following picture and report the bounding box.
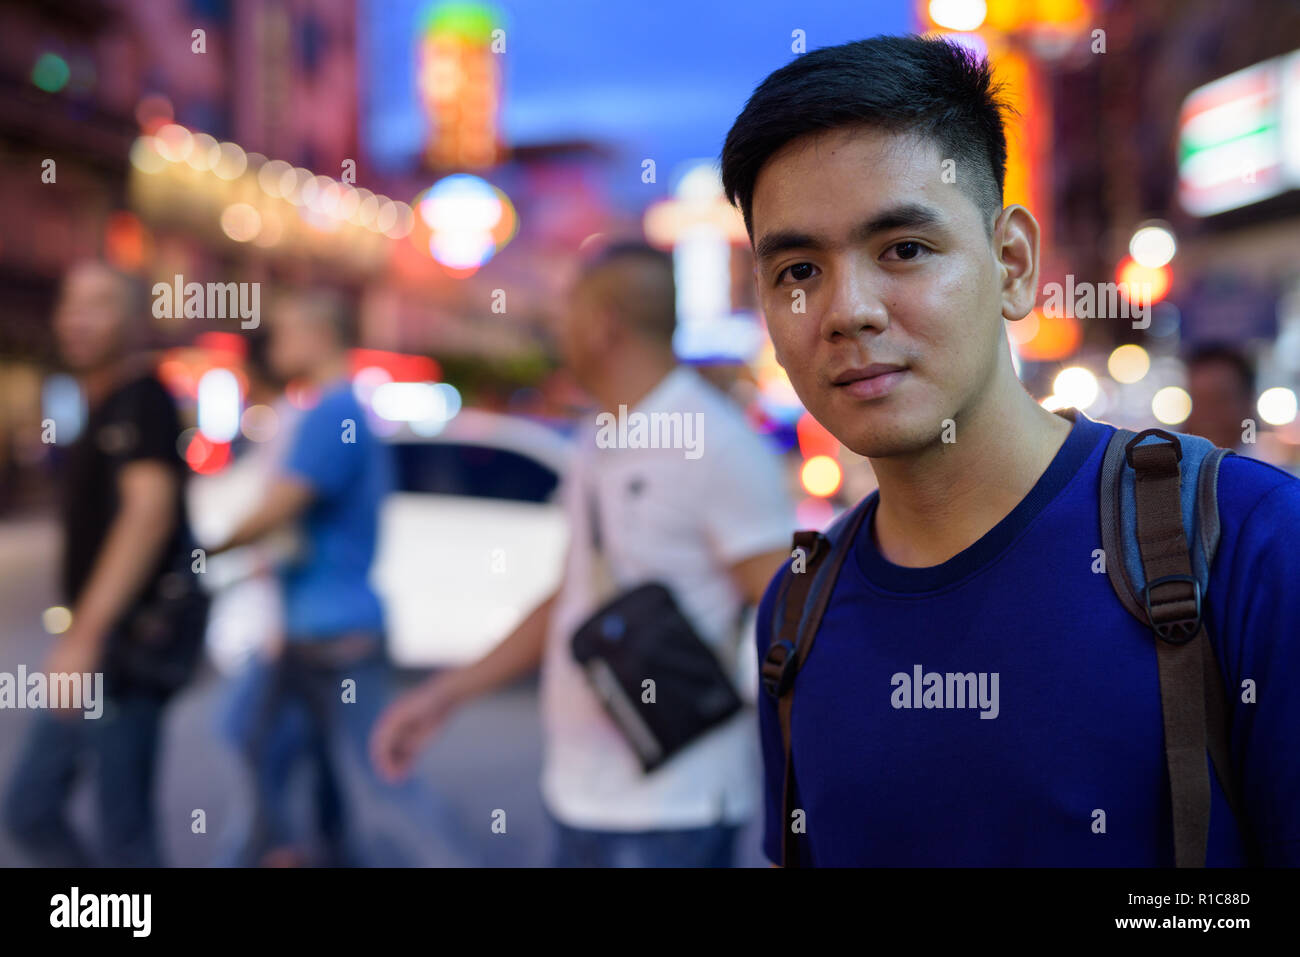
[586,470,750,677]
[761,499,871,866]
[1123,429,1228,867]
[584,473,617,604]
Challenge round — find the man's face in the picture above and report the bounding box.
[751,126,1011,458]
[558,279,603,392]
[1186,360,1252,448]
[54,266,130,371]
[268,302,325,381]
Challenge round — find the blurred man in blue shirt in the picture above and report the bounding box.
[212,290,423,865]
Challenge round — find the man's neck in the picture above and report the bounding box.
[591,349,677,413]
[79,355,137,406]
[869,370,1073,568]
[307,355,351,389]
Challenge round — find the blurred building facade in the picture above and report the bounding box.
[1040,0,1300,462]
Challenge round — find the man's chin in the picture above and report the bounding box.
[818,410,936,460]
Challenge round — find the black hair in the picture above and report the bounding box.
[243,329,283,390]
[581,240,674,278]
[721,34,1012,239]
[1187,343,1255,398]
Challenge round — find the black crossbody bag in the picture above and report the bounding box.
[569,483,744,773]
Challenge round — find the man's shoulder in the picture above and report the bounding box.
[99,373,180,455]
[672,369,780,460]
[310,382,364,416]
[108,372,175,412]
[298,384,368,434]
[1209,452,1300,590]
[1216,452,1300,524]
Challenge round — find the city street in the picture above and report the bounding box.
[0,516,764,868]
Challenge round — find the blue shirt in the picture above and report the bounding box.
[280,383,393,640]
[756,410,1300,866]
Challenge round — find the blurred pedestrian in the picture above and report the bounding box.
[209,290,460,866]
[200,331,344,867]
[3,261,207,866]
[1183,343,1257,454]
[372,243,795,867]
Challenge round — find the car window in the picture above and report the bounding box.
[391,442,560,503]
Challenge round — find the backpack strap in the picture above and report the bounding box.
[761,497,872,867]
[1100,426,1242,866]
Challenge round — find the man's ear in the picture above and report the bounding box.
[993,204,1041,322]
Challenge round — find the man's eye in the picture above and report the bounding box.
[779,262,818,283]
[886,241,927,261]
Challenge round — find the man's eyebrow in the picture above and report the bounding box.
[754,229,822,264]
[754,202,949,265]
[851,202,947,242]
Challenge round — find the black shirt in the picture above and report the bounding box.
[61,374,190,619]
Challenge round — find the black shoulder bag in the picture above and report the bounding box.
[570,482,744,773]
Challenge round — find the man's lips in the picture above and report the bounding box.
[830,363,908,400]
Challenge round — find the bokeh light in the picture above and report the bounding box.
[1152,386,1192,424]
[220,203,262,242]
[42,606,73,634]
[1258,387,1298,426]
[1052,366,1100,410]
[1130,223,1177,268]
[1107,344,1151,384]
[801,455,843,498]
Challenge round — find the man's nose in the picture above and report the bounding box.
[820,263,889,341]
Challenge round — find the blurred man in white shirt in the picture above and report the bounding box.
[371,243,795,866]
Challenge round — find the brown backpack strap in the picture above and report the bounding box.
[762,504,871,867]
[1127,431,1213,867]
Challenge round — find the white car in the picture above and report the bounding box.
[188,408,572,672]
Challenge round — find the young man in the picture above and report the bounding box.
[371,245,795,867]
[720,35,1300,866]
[4,262,200,866]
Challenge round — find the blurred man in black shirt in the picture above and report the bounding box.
[3,261,204,866]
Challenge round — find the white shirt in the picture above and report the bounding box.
[539,366,795,830]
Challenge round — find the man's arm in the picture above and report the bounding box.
[1219,471,1300,864]
[444,590,556,701]
[210,476,314,555]
[60,461,178,656]
[370,589,557,781]
[729,547,791,606]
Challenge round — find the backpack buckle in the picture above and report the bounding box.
[1125,428,1183,468]
[761,639,798,698]
[1142,574,1202,644]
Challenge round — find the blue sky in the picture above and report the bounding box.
[362,0,914,198]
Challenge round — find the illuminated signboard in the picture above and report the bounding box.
[1178,50,1300,216]
[419,2,503,169]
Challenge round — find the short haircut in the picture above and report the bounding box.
[243,330,283,389]
[575,241,676,344]
[1187,343,1255,398]
[721,34,1012,239]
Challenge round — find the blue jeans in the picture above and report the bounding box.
[237,638,472,866]
[220,657,345,865]
[3,695,166,867]
[549,812,742,867]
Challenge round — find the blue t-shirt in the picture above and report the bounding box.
[756,410,1300,866]
[280,383,393,640]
